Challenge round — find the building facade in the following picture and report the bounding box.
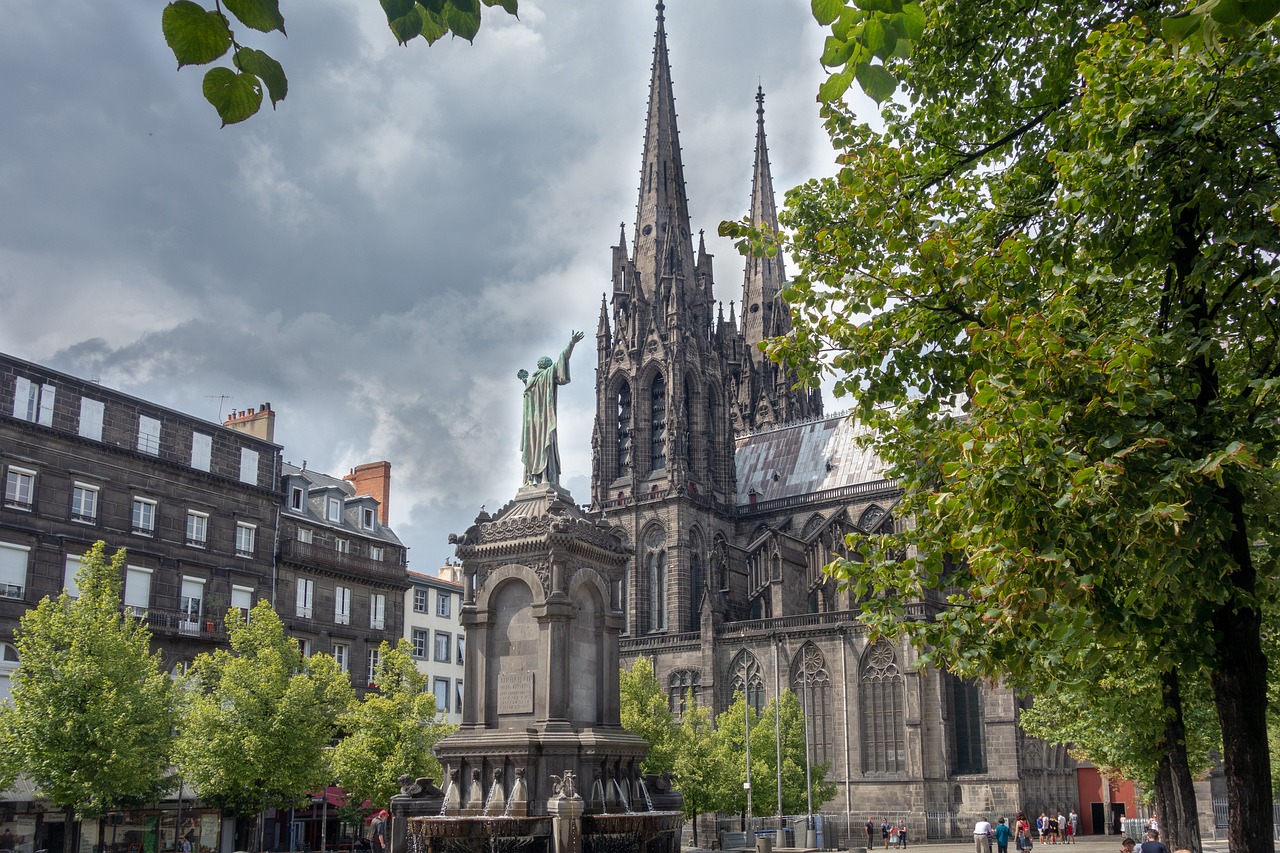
[404,564,464,724]
[275,460,409,695]
[590,4,1078,831]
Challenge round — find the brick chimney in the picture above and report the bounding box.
[224,403,276,443]
[344,461,391,525]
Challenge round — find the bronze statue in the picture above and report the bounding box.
[518,330,583,486]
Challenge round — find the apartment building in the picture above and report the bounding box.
[405,564,464,723]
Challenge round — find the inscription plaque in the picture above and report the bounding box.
[497,671,534,715]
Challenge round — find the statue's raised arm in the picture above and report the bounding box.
[519,331,584,487]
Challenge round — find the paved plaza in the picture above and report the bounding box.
[686,836,1232,853]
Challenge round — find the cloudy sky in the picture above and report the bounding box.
[0,1,875,568]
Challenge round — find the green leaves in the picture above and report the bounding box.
[811,0,924,103]
[162,1,232,67]
[165,0,518,125]
[1161,0,1280,49]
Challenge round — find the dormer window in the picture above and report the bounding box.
[362,507,376,530]
[290,486,305,512]
[326,496,341,523]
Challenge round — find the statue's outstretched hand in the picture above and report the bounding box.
[568,330,585,351]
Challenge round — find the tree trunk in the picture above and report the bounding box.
[62,806,77,853]
[1158,669,1202,853]
[96,818,104,853]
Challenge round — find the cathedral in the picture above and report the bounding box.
[589,3,1078,833]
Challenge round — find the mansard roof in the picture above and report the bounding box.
[734,413,890,507]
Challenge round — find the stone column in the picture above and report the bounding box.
[550,790,585,853]
[460,604,489,729]
[540,594,575,731]
[601,610,624,725]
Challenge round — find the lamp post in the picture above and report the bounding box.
[744,691,753,831]
[773,638,784,834]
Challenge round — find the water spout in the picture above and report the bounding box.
[483,769,506,816]
[611,777,632,813]
[637,777,654,812]
[591,777,608,814]
[465,768,484,813]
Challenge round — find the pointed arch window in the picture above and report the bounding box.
[704,392,718,483]
[730,651,765,713]
[683,377,694,467]
[949,675,985,774]
[616,381,632,478]
[644,526,667,632]
[860,641,906,773]
[793,644,834,767]
[688,529,704,630]
[650,374,667,470]
[668,669,701,715]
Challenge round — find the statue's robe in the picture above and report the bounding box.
[520,344,572,485]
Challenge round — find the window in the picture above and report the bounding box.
[231,585,253,621]
[326,496,341,522]
[433,677,450,713]
[668,670,701,715]
[335,538,350,554]
[137,415,161,455]
[290,486,305,511]
[644,527,667,632]
[186,511,208,547]
[455,679,464,715]
[0,542,30,600]
[235,522,256,556]
[63,554,82,597]
[131,498,157,534]
[861,641,906,774]
[436,590,452,618]
[370,593,386,630]
[79,397,104,440]
[361,507,376,530]
[190,432,212,471]
[239,448,259,485]
[124,566,152,614]
[4,467,35,510]
[650,373,667,470]
[0,642,20,703]
[412,628,429,659]
[367,648,381,686]
[413,589,429,613]
[297,528,313,544]
[616,381,632,478]
[793,643,834,767]
[179,577,205,632]
[296,577,314,618]
[71,482,99,522]
[456,636,465,666]
[434,631,451,663]
[370,545,384,562]
[949,675,986,775]
[12,377,55,426]
[335,586,351,625]
[297,638,312,657]
[333,642,349,673]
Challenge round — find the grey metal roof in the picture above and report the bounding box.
[734,413,889,506]
[280,462,405,547]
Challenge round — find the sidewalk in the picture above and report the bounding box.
[685,835,1231,853]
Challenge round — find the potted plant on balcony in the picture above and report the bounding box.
[203,591,228,633]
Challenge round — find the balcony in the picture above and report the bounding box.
[132,605,226,641]
[281,538,404,582]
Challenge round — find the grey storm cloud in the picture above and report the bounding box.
[0,0,871,566]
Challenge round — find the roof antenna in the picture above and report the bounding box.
[205,394,232,419]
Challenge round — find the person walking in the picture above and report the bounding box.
[994,819,1012,853]
[1037,814,1048,844]
[974,818,993,853]
[1015,813,1032,852]
[1068,811,1079,843]
[866,819,876,850]
[897,820,908,849]
[882,821,891,849]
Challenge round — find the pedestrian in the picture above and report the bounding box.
[890,824,899,849]
[1037,813,1048,844]
[1119,839,1136,853]
[1136,829,1167,853]
[866,819,876,850]
[370,809,389,853]
[1068,811,1079,843]
[1056,813,1067,845]
[994,819,1012,853]
[898,820,908,849]
[1016,813,1032,852]
[882,821,891,849]
[974,817,993,853]
[1048,814,1059,845]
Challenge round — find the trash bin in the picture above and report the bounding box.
[756,831,775,853]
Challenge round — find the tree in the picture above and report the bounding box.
[725,2,1280,849]
[1018,659,1221,798]
[619,658,680,776]
[747,691,835,821]
[668,698,720,847]
[0,542,174,853]
[174,601,353,849]
[161,0,519,126]
[330,640,456,816]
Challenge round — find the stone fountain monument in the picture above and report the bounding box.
[390,334,683,853]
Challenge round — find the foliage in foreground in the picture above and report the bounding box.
[161,0,519,125]
[724,0,1280,847]
[0,542,174,817]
